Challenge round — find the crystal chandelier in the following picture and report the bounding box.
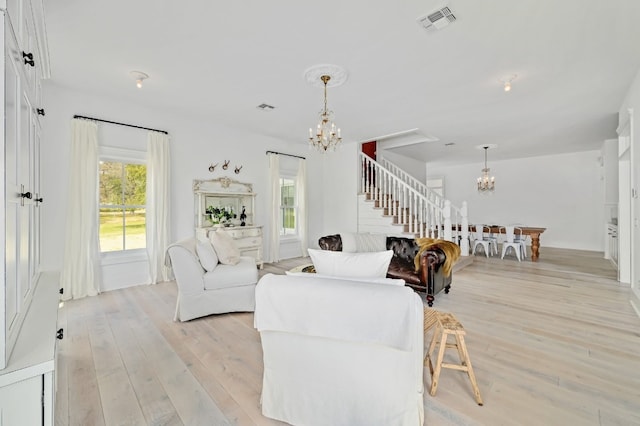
[308,75,342,153]
[477,146,495,192]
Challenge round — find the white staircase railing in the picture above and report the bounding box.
[380,157,444,208]
[359,153,469,255]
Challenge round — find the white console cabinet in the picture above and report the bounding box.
[196,225,264,269]
[194,178,263,268]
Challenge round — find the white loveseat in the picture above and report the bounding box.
[166,237,258,321]
[255,273,425,426]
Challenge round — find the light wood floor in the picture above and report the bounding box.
[55,248,640,426]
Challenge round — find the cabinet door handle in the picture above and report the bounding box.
[36,108,45,116]
[56,328,64,340]
[20,191,32,199]
[22,51,35,67]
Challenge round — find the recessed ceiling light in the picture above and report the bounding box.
[130,70,149,89]
[499,74,517,92]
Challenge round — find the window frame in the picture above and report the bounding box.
[279,174,298,239]
[98,147,147,260]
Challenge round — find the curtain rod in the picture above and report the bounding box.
[265,150,306,160]
[73,115,168,135]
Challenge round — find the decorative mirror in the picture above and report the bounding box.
[193,178,256,230]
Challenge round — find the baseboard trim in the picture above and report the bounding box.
[630,288,640,319]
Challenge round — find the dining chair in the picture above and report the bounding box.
[499,226,523,261]
[513,228,527,259]
[486,225,499,255]
[472,224,496,257]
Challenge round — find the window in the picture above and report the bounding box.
[280,177,297,236]
[99,160,146,252]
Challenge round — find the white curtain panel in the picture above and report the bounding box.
[296,158,308,256]
[60,119,102,300]
[268,153,280,262]
[146,131,171,284]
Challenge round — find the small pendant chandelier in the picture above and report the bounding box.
[477,146,495,192]
[308,74,342,153]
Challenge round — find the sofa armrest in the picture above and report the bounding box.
[167,240,206,296]
[417,249,443,283]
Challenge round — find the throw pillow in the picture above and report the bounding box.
[353,233,387,252]
[209,229,240,265]
[196,239,219,272]
[340,232,358,252]
[285,271,405,286]
[307,248,393,278]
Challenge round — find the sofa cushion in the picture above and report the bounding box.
[196,239,219,272]
[386,257,422,286]
[209,229,240,265]
[204,256,258,290]
[308,249,393,278]
[285,271,405,286]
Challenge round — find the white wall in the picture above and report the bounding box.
[314,142,360,245]
[378,148,426,182]
[40,83,326,289]
[427,151,605,251]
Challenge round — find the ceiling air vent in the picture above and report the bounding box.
[256,103,275,111]
[417,7,456,32]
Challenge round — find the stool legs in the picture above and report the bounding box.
[455,333,483,405]
[428,328,448,397]
[426,315,483,406]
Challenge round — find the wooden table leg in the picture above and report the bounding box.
[530,232,541,262]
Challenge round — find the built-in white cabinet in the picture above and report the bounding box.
[2,0,48,370]
[1,2,55,424]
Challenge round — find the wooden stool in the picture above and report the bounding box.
[425,311,483,406]
[423,307,439,333]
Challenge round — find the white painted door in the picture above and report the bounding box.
[632,110,640,297]
[3,23,21,367]
[618,114,632,285]
[19,91,33,305]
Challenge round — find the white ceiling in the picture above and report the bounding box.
[44,0,640,165]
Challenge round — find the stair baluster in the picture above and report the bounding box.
[358,152,469,255]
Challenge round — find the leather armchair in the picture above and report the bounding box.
[318,234,452,306]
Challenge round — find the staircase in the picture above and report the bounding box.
[358,152,470,256]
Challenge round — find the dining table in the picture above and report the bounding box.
[466,225,547,262]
